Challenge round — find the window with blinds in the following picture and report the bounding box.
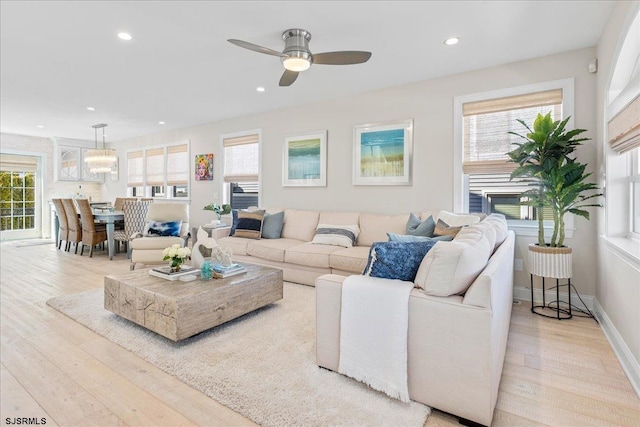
[463,88,564,218]
[223,134,259,183]
[126,142,190,199]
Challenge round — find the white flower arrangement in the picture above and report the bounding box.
[162,243,191,271]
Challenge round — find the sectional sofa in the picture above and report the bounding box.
[216,208,514,426]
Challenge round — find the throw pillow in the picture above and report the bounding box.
[311,224,360,248]
[387,232,454,243]
[262,211,285,239]
[233,209,265,239]
[144,220,182,237]
[363,241,437,282]
[406,213,436,237]
[230,209,239,236]
[437,210,481,227]
[433,219,463,238]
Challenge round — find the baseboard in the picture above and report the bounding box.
[592,298,640,399]
[513,285,594,310]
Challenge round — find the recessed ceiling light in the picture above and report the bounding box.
[36,125,44,129]
[256,87,266,92]
[118,32,132,41]
[158,121,166,125]
[87,106,95,111]
[444,37,460,46]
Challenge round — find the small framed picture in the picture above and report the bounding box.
[195,154,214,181]
[353,119,413,185]
[283,130,327,187]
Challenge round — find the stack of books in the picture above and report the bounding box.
[211,263,246,279]
[149,265,198,281]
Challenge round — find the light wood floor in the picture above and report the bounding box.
[1,241,638,427]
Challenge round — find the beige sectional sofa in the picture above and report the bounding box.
[217,208,514,426]
[217,208,441,285]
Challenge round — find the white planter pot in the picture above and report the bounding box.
[528,244,573,279]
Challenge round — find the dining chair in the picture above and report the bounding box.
[113,199,153,258]
[76,198,107,257]
[61,198,82,254]
[51,198,70,251]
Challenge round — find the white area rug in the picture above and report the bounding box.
[47,283,430,426]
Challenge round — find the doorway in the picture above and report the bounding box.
[0,153,42,240]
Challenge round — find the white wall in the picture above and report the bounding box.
[0,133,103,238]
[106,46,599,296]
[596,0,640,377]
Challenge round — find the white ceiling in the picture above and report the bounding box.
[0,1,615,143]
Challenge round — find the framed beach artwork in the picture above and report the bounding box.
[283,130,327,187]
[353,119,413,185]
[195,153,214,181]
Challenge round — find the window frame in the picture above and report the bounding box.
[453,78,575,237]
[125,140,190,200]
[629,148,640,239]
[219,129,262,206]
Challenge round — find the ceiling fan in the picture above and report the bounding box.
[228,28,372,87]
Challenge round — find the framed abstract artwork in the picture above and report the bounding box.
[283,130,327,187]
[195,153,214,181]
[353,119,413,185]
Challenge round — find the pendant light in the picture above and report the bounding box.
[85,123,117,173]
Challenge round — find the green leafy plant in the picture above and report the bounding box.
[203,203,231,220]
[507,112,602,247]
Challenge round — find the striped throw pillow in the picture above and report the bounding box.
[311,224,360,248]
[233,210,265,239]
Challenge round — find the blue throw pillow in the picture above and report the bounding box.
[145,220,182,237]
[363,241,437,282]
[387,232,453,243]
[262,211,284,239]
[230,209,239,236]
[406,213,436,237]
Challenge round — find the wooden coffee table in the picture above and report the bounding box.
[104,263,283,341]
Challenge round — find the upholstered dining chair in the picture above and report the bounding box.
[113,199,153,258]
[76,198,107,257]
[51,198,69,251]
[61,198,82,254]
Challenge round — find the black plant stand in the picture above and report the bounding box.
[530,274,573,320]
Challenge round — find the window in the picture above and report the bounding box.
[0,154,37,233]
[222,132,260,206]
[126,142,189,199]
[454,79,575,235]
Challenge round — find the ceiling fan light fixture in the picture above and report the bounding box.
[283,56,311,72]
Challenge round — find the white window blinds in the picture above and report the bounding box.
[463,89,563,174]
[127,151,144,187]
[167,144,189,186]
[145,148,165,186]
[0,154,38,173]
[608,94,640,154]
[223,134,259,183]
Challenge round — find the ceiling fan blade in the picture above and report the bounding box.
[313,51,372,65]
[227,39,287,58]
[279,70,299,87]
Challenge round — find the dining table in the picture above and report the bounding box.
[53,208,124,260]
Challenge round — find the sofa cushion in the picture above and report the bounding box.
[415,224,493,296]
[432,219,463,238]
[482,213,508,250]
[406,213,436,237]
[461,220,497,253]
[281,209,320,242]
[363,241,437,282]
[311,224,360,248]
[318,211,361,225]
[285,242,344,268]
[387,233,453,243]
[357,213,409,247]
[329,246,371,273]
[217,236,252,256]
[436,210,481,227]
[262,211,285,239]
[233,209,265,239]
[247,238,303,262]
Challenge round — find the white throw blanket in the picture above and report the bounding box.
[338,275,414,402]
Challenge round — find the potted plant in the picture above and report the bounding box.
[203,202,231,225]
[506,112,602,278]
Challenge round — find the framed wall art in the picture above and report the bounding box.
[353,119,413,185]
[283,130,327,187]
[195,153,214,181]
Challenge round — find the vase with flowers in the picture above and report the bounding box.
[203,203,232,225]
[162,244,191,273]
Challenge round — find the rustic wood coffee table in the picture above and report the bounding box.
[104,263,283,341]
